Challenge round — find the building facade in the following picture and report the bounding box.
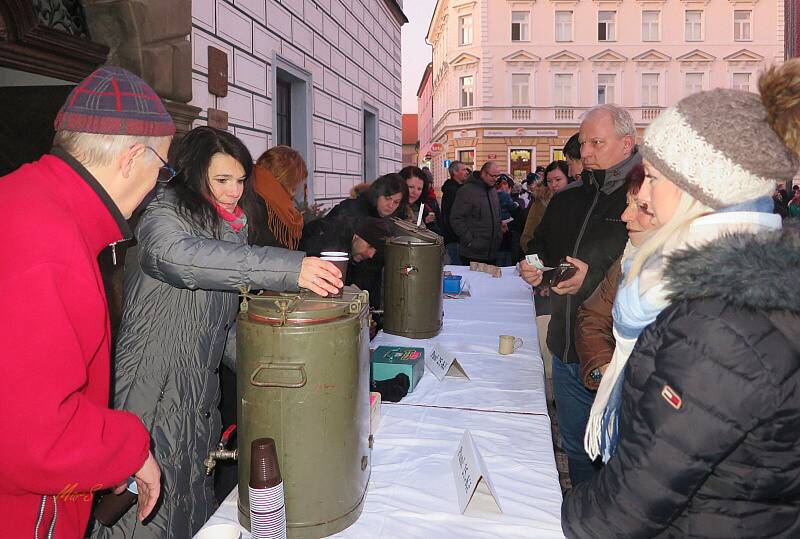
[788,0,800,57]
[402,113,419,165]
[417,62,434,169]
[191,0,407,207]
[427,0,785,186]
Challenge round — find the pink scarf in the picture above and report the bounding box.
[209,199,246,232]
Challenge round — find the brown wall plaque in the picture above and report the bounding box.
[208,46,228,97]
[207,108,229,131]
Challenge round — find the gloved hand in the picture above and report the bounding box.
[371,373,410,403]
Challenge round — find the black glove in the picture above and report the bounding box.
[371,373,410,403]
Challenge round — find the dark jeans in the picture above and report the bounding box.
[551,355,601,486]
[445,243,461,265]
[494,251,513,267]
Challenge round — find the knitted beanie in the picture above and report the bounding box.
[54,65,175,137]
[640,88,799,209]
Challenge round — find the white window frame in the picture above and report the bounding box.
[598,11,617,42]
[457,147,476,169]
[553,73,574,106]
[511,73,531,106]
[555,11,573,42]
[511,11,530,42]
[460,75,475,107]
[459,14,473,46]
[597,73,617,105]
[734,10,752,42]
[731,72,752,92]
[641,10,660,42]
[640,72,660,107]
[685,10,703,42]
[684,72,704,96]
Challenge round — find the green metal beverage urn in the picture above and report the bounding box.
[382,218,444,339]
[236,289,372,539]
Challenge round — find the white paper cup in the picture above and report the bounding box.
[194,523,242,539]
[320,251,348,257]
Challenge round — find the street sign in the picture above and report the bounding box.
[431,143,443,152]
[487,153,496,159]
[444,159,452,169]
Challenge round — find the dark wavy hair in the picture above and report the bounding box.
[399,165,430,208]
[366,173,408,218]
[543,160,570,186]
[167,126,255,239]
[625,163,645,195]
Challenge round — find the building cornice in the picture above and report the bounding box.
[417,62,434,97]
[382,0,409,25]
[427,0,447,43]
[723,48,765,65]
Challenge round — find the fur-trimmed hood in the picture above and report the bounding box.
[665,219,800,313]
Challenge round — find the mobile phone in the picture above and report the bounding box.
[550,262,578,287]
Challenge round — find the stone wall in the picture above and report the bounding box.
[190,0,404,206]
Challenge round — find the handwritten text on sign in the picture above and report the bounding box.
[451,430,502,515]
[427,344,469,381]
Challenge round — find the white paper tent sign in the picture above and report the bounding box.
[427,343,470,381]
[451,430,503,516]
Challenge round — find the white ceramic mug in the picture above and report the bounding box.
[499,335,523,355]
[194,523,242,539]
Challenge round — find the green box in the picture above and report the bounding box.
[370,346,425,392]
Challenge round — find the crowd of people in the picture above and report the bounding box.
[521,61,800,538]
[0,58,799,539]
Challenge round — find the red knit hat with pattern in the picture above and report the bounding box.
[54,65,175,136]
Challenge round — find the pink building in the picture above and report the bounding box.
[427,0,785,184]
[401,113,419,165]
[788,0,800,57]
[417,62,434,169]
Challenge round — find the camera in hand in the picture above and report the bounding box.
[550,261,578,287]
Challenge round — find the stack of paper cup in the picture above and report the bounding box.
[249,438,286,539]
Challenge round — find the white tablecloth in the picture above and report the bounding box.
[197,266,564,538]
[372,265,547,415]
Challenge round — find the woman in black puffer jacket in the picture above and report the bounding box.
[562,61,800,538]
[324,173,408,313]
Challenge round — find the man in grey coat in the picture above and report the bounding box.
[449,161,504,265]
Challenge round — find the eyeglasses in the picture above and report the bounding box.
[147,146,178,184]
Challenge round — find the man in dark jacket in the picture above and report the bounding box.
[450,161,503,265]
[441,160,469,264]
[300,215,392,264]
[521,105,640,485]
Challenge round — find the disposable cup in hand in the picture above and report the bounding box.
[320,256,349,298]
[320,251,348,257]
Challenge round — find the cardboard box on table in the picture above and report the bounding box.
[370,346,425,392]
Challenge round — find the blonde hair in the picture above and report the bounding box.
[53,130,169,167]
[256,145,308,194]
[625,189,713,283]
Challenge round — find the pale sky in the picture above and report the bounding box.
[401,0,438,113]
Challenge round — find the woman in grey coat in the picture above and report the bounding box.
[93,127,342,539]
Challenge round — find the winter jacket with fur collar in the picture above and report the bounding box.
[562,222,800,538]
